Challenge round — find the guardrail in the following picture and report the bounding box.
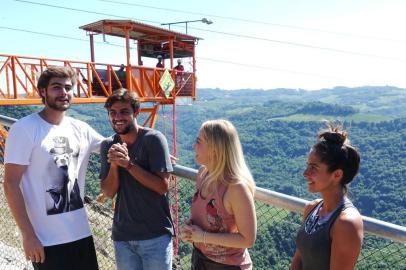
[172,164,406,244]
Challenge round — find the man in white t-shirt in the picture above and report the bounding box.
[4,66,104,270]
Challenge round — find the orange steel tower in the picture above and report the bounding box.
[0,19,200,128]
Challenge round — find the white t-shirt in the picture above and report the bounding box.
[4,113,104,246]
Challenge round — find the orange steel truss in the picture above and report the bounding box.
[0,20,200,127]
[0,54,194,127]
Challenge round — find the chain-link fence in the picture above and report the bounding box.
[174,175,406,270]
[0,124,405,269]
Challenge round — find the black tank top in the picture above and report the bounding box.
[295,197,354,270]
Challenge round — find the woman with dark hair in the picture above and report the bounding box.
[291,124,364,270]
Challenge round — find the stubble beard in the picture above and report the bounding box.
[46,94,71,112]
[113,122,135,135]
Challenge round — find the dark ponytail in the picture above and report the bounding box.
[313,123,360,193]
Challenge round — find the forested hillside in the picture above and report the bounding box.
[173,86,406,226]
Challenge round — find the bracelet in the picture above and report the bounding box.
[203,231,207,246]
[125,161,133,170]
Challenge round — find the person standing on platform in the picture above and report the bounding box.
[174,59,184,88]
[156,55,164,68]
[116,64,126,88]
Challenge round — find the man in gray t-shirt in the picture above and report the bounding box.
[100,89,173,270]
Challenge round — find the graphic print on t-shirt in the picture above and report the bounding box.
[45,136,83,215]
[205,198,227,261]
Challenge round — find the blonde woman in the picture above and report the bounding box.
[181,119,256,270]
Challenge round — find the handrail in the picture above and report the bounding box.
[0,115,17,127]
[171,167,406,244]
[1,115,405,244]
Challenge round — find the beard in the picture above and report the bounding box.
[45,94,71,111]
[112,121,135,135]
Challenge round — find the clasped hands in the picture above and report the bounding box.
[107,143,130,168]
[180,218,205,244]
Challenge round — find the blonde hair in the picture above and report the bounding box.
[199,119,255,196]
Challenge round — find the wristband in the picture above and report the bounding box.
[125,161,133,170]
[203,231,207,246]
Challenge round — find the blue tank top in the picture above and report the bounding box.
[295,197,354,270]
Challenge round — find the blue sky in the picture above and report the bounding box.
[2,0,406,90]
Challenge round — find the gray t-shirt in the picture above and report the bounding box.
[100,127,174,241]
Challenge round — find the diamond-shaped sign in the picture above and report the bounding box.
[159,69,175,98]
